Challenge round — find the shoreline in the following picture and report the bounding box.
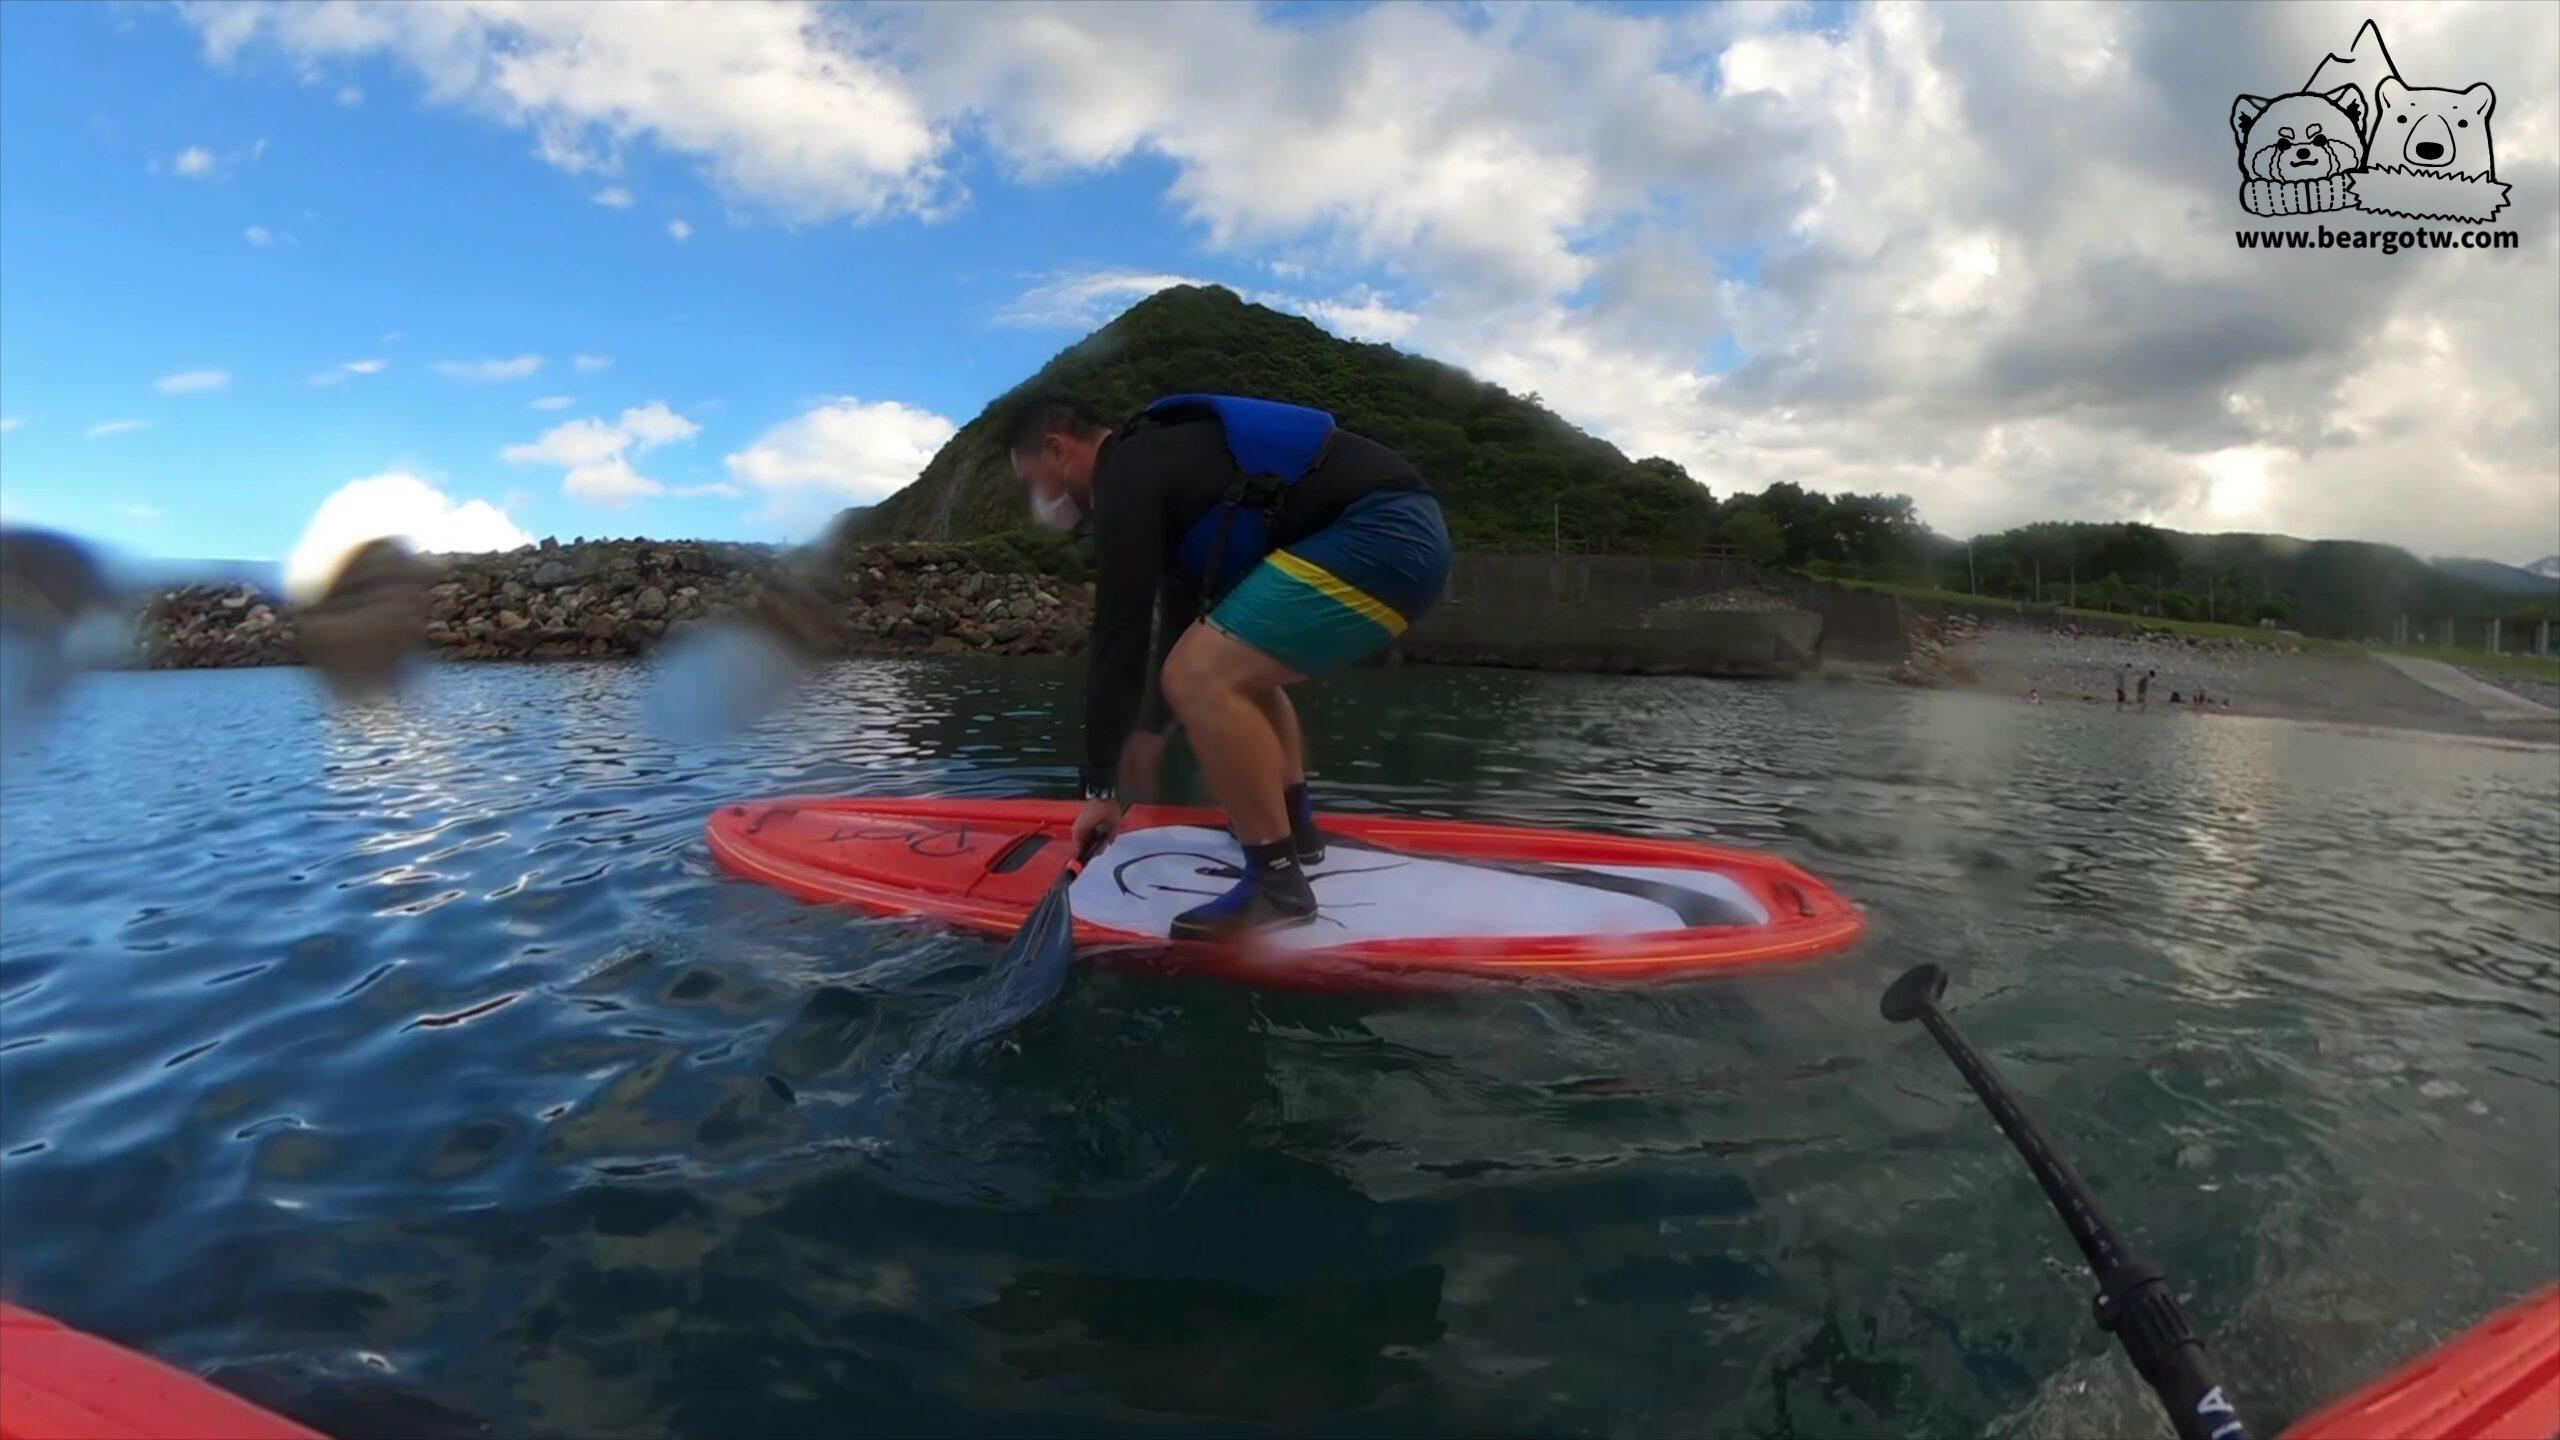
[102,539,2560,743]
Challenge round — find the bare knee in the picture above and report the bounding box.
[1159,644,1221,719]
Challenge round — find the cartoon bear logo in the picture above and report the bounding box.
[2367,78,2495,174]
[2230,20,2509,224]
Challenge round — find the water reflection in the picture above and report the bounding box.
[0,660,2551,1438]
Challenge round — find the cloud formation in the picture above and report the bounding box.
[1002,268,1420,345]
[188,0,945,222]
[435,355,545,383]
[725,396,957,525]
[244,225,275,246]
[164,137,266,180]
[156,369,231,394]
[87,420,149,438]
[531,395,575,411]
[186,1,2560,556]
[505,401,723,507]
[283,471,533,598]
[573,354,613,373]
[310,358,388,386]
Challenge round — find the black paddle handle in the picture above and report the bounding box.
[1881,965,2247,1440]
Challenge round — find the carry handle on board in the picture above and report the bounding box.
[1881,964,2248,1440]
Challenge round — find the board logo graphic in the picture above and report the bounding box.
[2231,20,2509,224]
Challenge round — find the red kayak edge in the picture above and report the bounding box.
[0,1303,319,1440]
[2280,1282,2560,1440]
[3,1284,2552,1438]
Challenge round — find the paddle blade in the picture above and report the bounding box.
[930,879,1082,1050]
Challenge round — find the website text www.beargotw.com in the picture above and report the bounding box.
[2235,225,2521,254]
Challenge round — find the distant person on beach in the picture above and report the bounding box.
[2138,669,2154,707]
[2116,666,2129,707]
[2027,687,2042,704]
[1010,393,1449,939]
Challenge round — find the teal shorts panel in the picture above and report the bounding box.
[1207,490,1451,676]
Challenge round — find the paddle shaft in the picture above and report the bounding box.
[1883,966,2247,1440]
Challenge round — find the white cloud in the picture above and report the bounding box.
[1295,290,1420,345]
[434,355,545,383]
[186,1,948,223]
[999,270,1211,329]
[573,354,612,373]
[725,396,955,524]
[0,417,22,433]
[1002,268,1417,345]
[284,471,533,599]
[504,401,702,508]
[336,84,362,106]
[88,420,149,438]
[121,502,166,524]
[156,369,231,394]
[310,358,389,386]
[180,2,2560,554]
[531,395,575,411]
[667,218,693,241]
[593,186,634,208]
[164,137,265,179]
[245,224,275,246]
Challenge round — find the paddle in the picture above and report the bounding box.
[928,824,1113,1050]
[1881,964,2248,1440]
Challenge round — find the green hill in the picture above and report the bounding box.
[854,285,1718,554]
[1929,522,2555,638]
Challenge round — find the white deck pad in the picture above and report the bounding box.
[1070,825,1768,948]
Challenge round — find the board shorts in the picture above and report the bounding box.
[1207,488,1451,676]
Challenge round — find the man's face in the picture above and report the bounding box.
[1012,432,1097,527]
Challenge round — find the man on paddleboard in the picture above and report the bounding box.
[1008,394,1451,938]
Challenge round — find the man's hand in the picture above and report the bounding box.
[1117,729,1168,802]
[1072,797,1121,854]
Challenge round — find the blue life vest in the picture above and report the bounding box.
[1146,393,1337,596]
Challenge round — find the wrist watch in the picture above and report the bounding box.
[1079,765,1116,801]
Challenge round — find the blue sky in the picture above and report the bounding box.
[0,3,1344,568]
[2,1,2553,575]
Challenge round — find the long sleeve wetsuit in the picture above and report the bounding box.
[1079,416,1427,794]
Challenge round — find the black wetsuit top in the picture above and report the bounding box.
[1081,417,1427,793]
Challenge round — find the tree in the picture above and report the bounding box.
[1720,509,1786,567]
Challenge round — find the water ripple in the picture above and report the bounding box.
[0,662,2551,1438]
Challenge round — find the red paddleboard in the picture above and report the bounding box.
[2282,1283,2560,1440]
[0,1304,320,1440]
[706,796,1864,989]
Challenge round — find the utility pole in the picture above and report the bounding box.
[1967,542,1977,596]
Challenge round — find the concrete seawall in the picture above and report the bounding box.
[1400,554,1869,678]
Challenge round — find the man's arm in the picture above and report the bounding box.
[1082,451,1167,796]
[1115,583,1199,799]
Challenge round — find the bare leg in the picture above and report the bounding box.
[1161,623,1304,845]
[1253,686,1308,786]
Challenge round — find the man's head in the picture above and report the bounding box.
[1006,396,1111,530]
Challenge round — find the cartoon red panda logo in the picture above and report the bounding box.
[2230,88,2366,182]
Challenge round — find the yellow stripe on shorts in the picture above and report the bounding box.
[1268,550,1409,634]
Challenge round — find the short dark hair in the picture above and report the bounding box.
[1004,394,1109,457]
